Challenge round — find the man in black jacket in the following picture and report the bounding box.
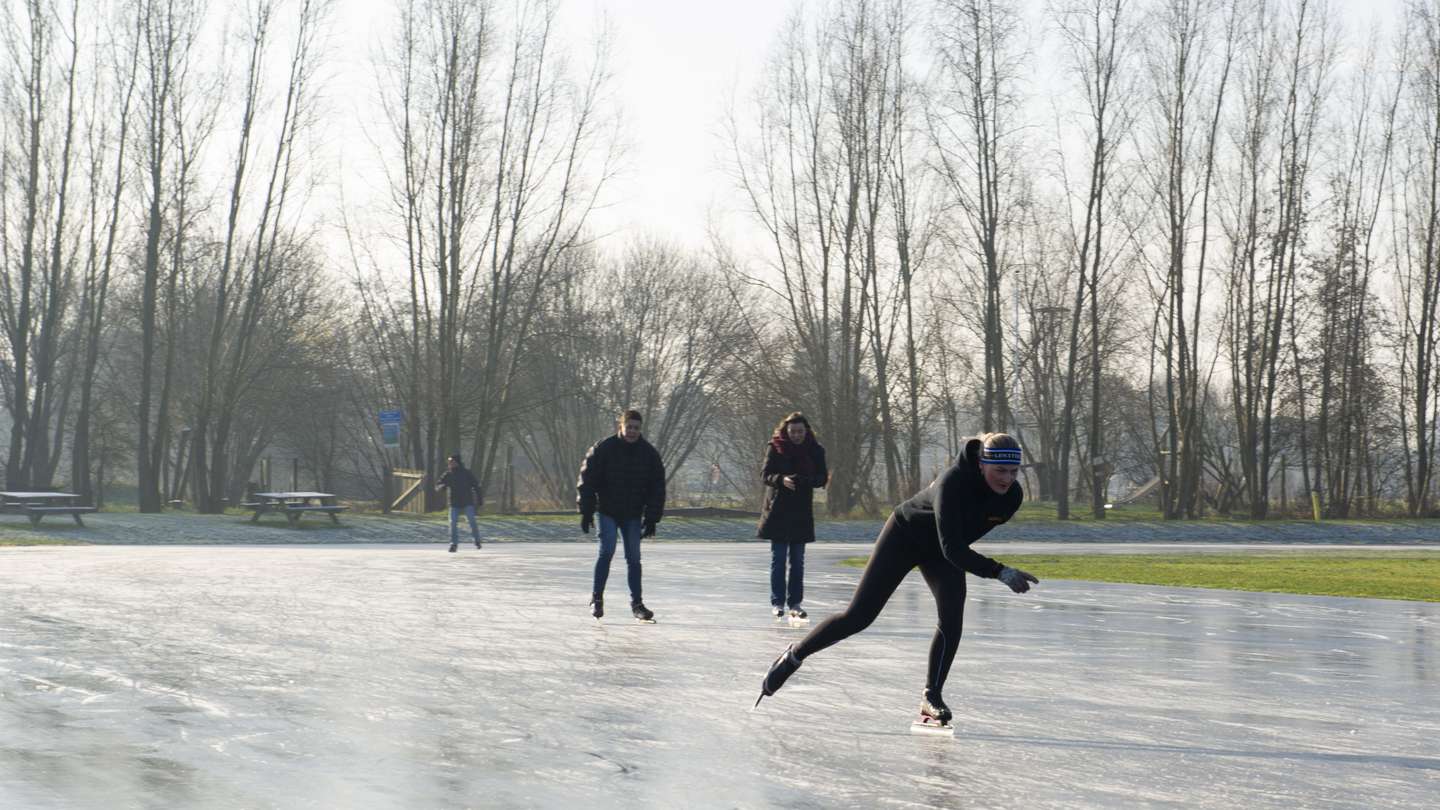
[436,454,483,553]
[577,409,666,621]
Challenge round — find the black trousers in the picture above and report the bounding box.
[793,514,967,694]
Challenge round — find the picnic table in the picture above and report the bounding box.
[243,492,348,527]
[0,491,97,526]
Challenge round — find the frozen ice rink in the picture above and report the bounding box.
[2,542,1436,808]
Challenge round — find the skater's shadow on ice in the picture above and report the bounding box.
[964,733,1440,770]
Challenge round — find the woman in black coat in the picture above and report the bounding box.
[757,412,828,619]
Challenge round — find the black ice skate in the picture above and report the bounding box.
[753,644,801,709]
[474,538,482,549]
[771,606,785,619]
[448,543,458,553]
[911,689,955,735]
[787,607,808,623]
[589,594,604,620]
[631,602,656,623]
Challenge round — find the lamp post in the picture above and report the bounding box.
[1158,448,1171,518]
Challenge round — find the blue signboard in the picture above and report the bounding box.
[379,409,403,448]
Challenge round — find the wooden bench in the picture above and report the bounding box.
[281,504,347,526]
[21,505,98,526]
[246,492,347,526]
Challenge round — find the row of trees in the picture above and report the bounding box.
[722,0,1440,519]
[2,0,1438,519]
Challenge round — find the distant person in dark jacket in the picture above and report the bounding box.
[754,433,1038,731]
[577,409,666,622]
[436,454,483,553]
[757,412,828,620]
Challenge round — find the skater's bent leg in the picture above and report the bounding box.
[788,542,806,608]
[449,507,461,544]
[793,515,917,660]
[770,541,789,607]
[593,514,619,595]
[620,518,643,602]
[918,559,968,693]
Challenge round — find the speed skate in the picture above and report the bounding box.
[910,715,955,736]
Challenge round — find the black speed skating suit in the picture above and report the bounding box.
[792,437,1022,694]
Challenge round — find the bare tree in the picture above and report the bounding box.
[72,7,142,503]
[730,0,914,515]
[366,0,618,503]
[929,0,1025,436]
[1052,0,1137,518]
[185,0,330,512]
[1396,0,1440,516]
[514,240,749,506]
[132,0,216,511]
[0,0,79,488]
[1220,0,1333,518]
[1298,23,1401,517]
[1138,0,1236,518]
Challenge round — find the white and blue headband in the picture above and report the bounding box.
[980,446,1022,465]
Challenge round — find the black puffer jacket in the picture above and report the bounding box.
[576,435,666,523]
[756,437,828,543]
[894,438,1022,577]
[437,466,483,509]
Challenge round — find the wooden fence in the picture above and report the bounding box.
[387,468,438,514]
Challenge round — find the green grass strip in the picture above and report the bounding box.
[0,536,82,546]
[841,553,1440,602]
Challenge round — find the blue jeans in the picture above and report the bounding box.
[593,514,643,603]
[770,541,806,608]
[450,504,479,544]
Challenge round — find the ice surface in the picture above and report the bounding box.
[1,543,1436,808]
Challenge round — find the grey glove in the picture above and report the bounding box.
[998,566,1039,594]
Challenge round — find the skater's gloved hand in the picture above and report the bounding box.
[642,519,656,538]
[581,513,593,534]
[998,566,1039,593]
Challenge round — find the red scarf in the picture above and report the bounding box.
[771,434,817,475]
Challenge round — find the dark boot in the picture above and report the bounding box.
[754,644,802,708]
[589,594,604,619]
[631,602,654,622]
[920,688,952,724]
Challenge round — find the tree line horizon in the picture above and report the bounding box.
[1,0,1436,520]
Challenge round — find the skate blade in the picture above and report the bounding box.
[635,618,657,624]
[787,616,810,626]
[910,719,955,736]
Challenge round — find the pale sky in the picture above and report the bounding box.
[562,1,802,248]
[319,0,1403,263]
[323,0,801,258]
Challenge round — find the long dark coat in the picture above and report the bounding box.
[756,437,828,543]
